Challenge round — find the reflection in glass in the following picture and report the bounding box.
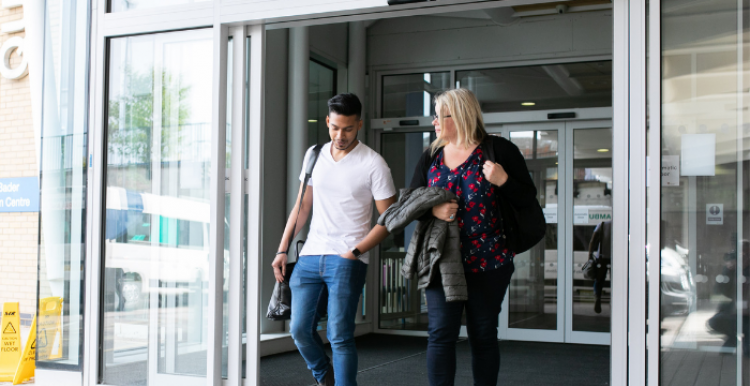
[37,0,90,369]
[102,29,213,384]
[382,72,450,117]
[378,132,435,330]
[109,0,208,13]
[456,61,612,113]
[659,1,749,383]
[309,60,336,145]
[572,128,612,333]
[508,131,558,330]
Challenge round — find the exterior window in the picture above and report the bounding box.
[659,1,750,383]
[37,0,90,370]
[456,61,612,113]
[382,72,450,117]
[102,28,214,384]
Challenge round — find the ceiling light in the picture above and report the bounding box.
[597,149,609,152]
[521,102,535,106]
[308,120,318,123]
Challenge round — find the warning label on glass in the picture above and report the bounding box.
[706,204,723,225]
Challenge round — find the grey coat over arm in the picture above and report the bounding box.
[377,187,467,302]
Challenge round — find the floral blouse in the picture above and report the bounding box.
[427,147,515,272]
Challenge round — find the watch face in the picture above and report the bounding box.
[352,248,362,257]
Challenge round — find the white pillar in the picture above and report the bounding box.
[348,22,366,141]
[287,27,309,214]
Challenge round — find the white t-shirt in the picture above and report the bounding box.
[298,142,396,264]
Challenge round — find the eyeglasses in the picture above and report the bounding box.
[433,114,452,120]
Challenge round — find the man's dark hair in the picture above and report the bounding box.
[328,93,362,119]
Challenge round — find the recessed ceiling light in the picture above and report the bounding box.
[308,120,318,123]
[597,149,610,152]
[521,102,535,106]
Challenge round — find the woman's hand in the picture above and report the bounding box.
[483,160,509,187]
[271,253,287,283]
[432,199,459,222]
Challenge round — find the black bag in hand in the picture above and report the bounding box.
[266,262,296,321]
[266,145,323,321]
[266,240,328,320]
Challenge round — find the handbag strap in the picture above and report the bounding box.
[481,135,497,164]
[284,144,324,257]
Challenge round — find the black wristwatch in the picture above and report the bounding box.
[351,248,362,258]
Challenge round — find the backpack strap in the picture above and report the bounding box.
[283,144,324,256]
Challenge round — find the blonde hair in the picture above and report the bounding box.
[431,88,486,154]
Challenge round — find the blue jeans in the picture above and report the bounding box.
[290,255,368,386]
[425,263,514,386]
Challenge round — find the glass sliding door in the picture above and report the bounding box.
[566,122,612,345]
[497,123,565,343]
[657,0,749,383]
[493,120,612,346]
[102,28,214,385]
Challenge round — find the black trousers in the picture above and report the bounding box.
[425,263,515,386]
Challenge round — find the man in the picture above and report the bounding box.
[272,93,397,386]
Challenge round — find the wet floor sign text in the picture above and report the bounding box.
[0,302,20,381]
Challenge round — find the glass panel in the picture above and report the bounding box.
[659,1,749,383]
[382,72,450,117]
[36,0,90,369]
[572,128,612,332]
[109,0,208,13]
[507,131,558,330]
[456,61,612,113]
[102,29,213,384]
[378,131,435,330]
[309,60,336,145]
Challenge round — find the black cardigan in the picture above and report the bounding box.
[409,135,540,252]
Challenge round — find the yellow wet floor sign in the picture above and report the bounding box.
[12,315,35,385]
[37,297,62,361]
[0,302,21,382]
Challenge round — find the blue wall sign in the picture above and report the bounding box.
[0,177,39,212]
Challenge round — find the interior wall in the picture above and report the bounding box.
[367,11,612,69]
[261,28,290,334]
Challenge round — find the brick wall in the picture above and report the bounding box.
[0,4,39,320]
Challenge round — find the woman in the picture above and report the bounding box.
[410,88,537,386]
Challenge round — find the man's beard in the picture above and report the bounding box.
[334,139,357,151]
